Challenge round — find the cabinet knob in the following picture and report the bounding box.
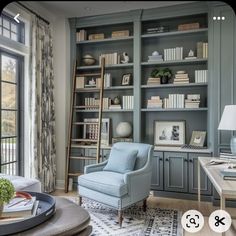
[189,159,193,163]
[165,158,169,161]
[159,157,163,161]
[184,158,188,162]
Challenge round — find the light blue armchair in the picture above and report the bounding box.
[78,142,153,227]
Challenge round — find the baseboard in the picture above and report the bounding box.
[56,179,65,190]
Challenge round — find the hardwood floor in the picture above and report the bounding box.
[52,189,236,236]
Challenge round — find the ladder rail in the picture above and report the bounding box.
[65,61,77,193]
[96,57,105,163]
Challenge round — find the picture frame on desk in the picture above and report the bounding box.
[121,73,132,85]
[154,120,185,146]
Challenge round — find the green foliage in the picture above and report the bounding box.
[0,178,15,204]
[150,68,172,79]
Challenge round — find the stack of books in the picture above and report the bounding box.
[147,96,163,109]
[147,77,160,85]
[109,104,122,110]
[148,53,163,62]
[185,94,200,108]
[221,168,236,180]
[178,22,200,31]
[122,96,134,110]
[99,52,120,65]
[0,193,39,224]
[173,71,190,84]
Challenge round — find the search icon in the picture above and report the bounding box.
[190,218,196,225]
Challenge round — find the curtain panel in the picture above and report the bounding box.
[29,16,56,193]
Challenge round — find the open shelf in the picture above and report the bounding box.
[141,59,207,66]
[75,86,133,93]
[75,109,133,113]
[141,83,207,89]
[77,36,133,44]
[141,108,208,112]
[142,28,208,39]
[77,63,133,70]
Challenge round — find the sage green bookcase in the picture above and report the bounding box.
[68,1,236,200]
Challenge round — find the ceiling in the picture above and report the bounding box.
[36,1,195,18]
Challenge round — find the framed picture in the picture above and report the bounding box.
[154,121,185,146]
[189,131,206,147]
[83,118,110,146]
[121,73,132,85]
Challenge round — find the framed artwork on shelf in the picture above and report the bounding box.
[189,131,206,147]
[121,73,132,85]
[83,118,110,146]
[154,120,185,146]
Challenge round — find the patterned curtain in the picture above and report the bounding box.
[29,15,56,193]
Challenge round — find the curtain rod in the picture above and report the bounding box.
[16,1,50,25]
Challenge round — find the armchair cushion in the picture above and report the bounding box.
[78,171,128,197]
[103,147,138,174]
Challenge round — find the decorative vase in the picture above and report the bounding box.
[161,76,169,84]
[116,122,132,138]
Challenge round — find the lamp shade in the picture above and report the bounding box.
[218,105,236,130]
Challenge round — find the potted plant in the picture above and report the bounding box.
[0,178,15,216]
[156,68,172,84]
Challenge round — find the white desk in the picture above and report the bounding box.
[198,156,236,210]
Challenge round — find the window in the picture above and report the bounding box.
[0,11,25,44]
[0,50,23,175]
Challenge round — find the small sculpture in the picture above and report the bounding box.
[113,96,121,105]
[121,52,129,64]
[188,50,194,57]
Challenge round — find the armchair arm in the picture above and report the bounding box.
[123,147,153,202]
[84,160,108,174]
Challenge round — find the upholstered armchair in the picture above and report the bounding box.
[78,142,153,227]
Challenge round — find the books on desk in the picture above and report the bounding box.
[221,168,236,180]
[1,195,39,220]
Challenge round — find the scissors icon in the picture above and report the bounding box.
[215,216,225,227]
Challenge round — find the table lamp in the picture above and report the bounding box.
[218,105,236,155]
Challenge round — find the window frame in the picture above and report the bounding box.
[0,47,24,175]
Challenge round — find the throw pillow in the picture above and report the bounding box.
[103,147,138,174]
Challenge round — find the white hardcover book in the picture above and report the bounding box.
[168,49,171,61]
[166,49,169,61]
[205,70,208,83]
[195,70,197,83]
[203,43,206,58]
[164,49,166,61]
[181,47,183,60]
[173,48,176,60]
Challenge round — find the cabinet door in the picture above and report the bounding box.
[151,152,163,191]
[188,153,212,195]
[164,152,188,192]
[102,149,110,162]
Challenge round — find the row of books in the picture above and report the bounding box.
[122,96,134,110]
[99,53,120,65]
[76,29,87,42]
[197,42,208,58]
[195,70,208,83]
[147,94,201,109]
[164,47,183,61]
[84,97,111,110]
[0,193,39,224]
[84,96,134,110]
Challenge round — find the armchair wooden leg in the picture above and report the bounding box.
[118,210,123,228]
[79,196,82,206]
[143,199,147,212]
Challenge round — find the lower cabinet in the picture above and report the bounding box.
[164,152,188,192]
[151,152,163,191]
[188,153,212,195]
[152,151,212,196]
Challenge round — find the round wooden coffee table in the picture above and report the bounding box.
[1,195,91,236]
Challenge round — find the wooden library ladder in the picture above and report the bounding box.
[65,57,105,193]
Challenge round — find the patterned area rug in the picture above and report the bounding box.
[65,196,183,236]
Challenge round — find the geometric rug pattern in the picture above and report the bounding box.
[65,197,183,236]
